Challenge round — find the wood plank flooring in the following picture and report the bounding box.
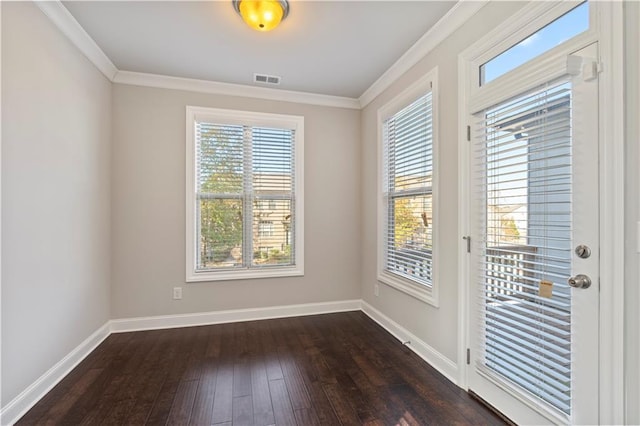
[16,311,506,425]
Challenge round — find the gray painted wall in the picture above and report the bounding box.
[360,1,639,420]
[1,2,112,406]
[624,1,640,423]
[360,1,526,363]
[111,84,361,318]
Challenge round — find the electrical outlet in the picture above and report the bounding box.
[374,284,379,297]
[173,287,182,300]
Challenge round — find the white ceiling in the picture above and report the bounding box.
[62,1,456,99]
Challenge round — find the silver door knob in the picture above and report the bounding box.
[568,274,591,289]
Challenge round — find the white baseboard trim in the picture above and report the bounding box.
[0,322,111,426]
[110,299,361,333]
[360,300,459,385]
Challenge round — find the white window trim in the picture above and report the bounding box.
[377,69,440,307]
[467,1,598,109]
[456,1,625,424]
[185,106,304,282]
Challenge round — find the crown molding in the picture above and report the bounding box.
[113,70,361,109]
[34,0,360,109]
[358,0,488,108]
[36,0,485,111]
[35,1,118,81]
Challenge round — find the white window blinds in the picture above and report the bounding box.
[195,121,295,271]
[383,92,434,287]
[474,79,573,415]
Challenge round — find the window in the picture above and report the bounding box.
[258,220,274,237]
[480,81,574,415]
[378,71,438,306]
[186,107,304,282]
[459,1,606,420]
[481,2,589,85]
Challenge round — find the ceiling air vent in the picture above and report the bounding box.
[254,73,281,85]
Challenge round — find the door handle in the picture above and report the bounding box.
[568,274,591,289]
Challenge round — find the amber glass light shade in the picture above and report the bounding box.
[235,0,288,32]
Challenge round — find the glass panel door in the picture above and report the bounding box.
[467,44,600,424]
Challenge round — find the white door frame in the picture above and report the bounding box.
[456,2,625,423]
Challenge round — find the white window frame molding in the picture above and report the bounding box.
[185,106,304,282]
[377,69,440,307]
[457,1,625,424]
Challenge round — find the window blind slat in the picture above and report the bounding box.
[484,357,571,405]
[485,316,571,355]
[484,345,572,396]
[475,122,571,152]
[484,323,571,364]
[485,303,570,337]
[383,92,434,287]
[475,80,573,416]
[485,340,570,382]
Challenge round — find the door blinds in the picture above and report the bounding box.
[474,80,573,416]
[195,122,295,270]
[383,92,433,286]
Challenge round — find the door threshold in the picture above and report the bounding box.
[468,389,517,426]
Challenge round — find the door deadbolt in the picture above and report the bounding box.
[568,274,591,289]
[575,245,591,259]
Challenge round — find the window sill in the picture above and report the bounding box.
[187,266,304,283]
[378,271,439,308]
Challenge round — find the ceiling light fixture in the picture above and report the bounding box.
[232,0,289,32]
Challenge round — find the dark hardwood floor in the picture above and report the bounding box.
[16,311,505,425]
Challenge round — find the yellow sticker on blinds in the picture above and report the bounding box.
[539,280,553,298]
